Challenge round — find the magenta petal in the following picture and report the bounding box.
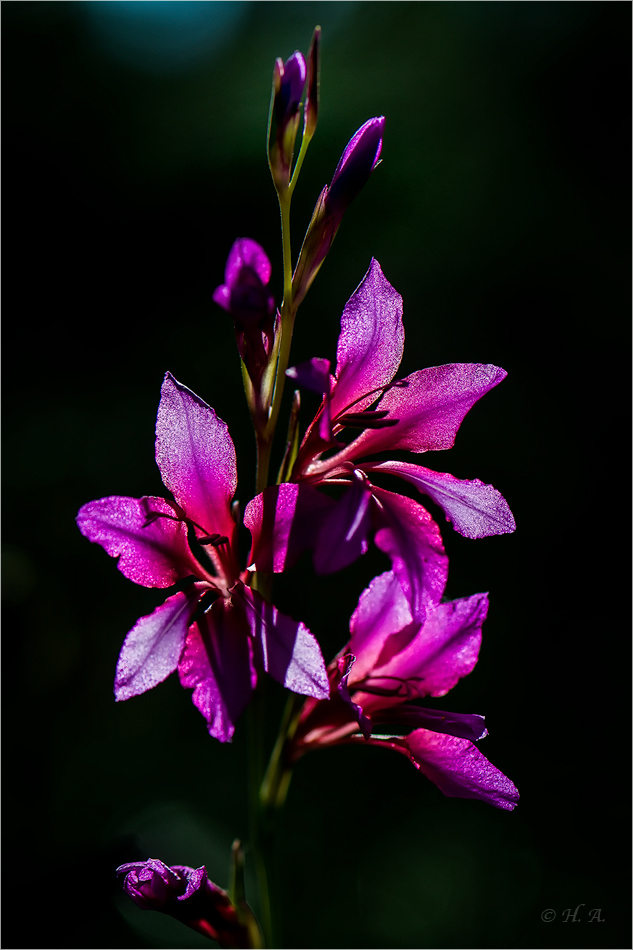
[381,730,519,811]
[225,237,272,288]
[77,495,197,588]
[233,584,329,699]
[313,474,373,574]
[342,363,508,459]
[115,588,200,701]
[156,374,237,543]
[365,593,488,697]
[330,259,404,420]
[371,486,448,623]
[364,461,516,538]
[243,483,335,573]
[348,571,419,682]
[178,601,256,743]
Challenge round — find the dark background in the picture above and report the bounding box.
[3,2,630,948]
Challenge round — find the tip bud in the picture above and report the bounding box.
[268,50,307,191]
[303,26,321,141]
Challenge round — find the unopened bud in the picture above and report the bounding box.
[292,117,385,307]
[267,51,306,192]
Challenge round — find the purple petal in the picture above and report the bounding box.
[330,259,404,421]
[371,486,448,624]
[156,374,238,545]
[347,571,420,681]
[313,473,373,574]
[178,601,257,743]
[77,496,197,588]
[286,357,331,395]
[233,583,329,699]
[224,238,272,289]
[364,461,515,538]
[177,866,208,901]
[362,593,488,697]
[375,705,487,741]
[243,483,335,573]
[114,588,200,702]
[335,654,372,740]
[339,363,508,459]
[374,730,519,811]
[286,358,333,442]
[277,51,307,123]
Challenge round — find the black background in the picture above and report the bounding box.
[3,3,631,948]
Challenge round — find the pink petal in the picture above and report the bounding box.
[233,584,329,699]
[156,374,237,544]
[364,593,488,697]
[371,486,448,624]
[339,363,508,459]
[313,473,373,574]
[114,587,200,701]
[243,483,335,573]
[178,600,257,743]
[364,461,516,538]
[77,495,197,588]
[330,259,404,419]
[347,571,419,681]
[372,730,519,811]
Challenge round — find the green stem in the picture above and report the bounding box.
[247,691,274,947]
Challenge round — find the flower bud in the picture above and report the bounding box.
[292,116,384,307]
[268,51,307,192]
[213,238,277,388]
[303,27,320,141]
[117,858,256,948]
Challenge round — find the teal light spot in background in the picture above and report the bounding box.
[81,1,250,73]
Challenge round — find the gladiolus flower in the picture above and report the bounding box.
[77,373,328,742]
[117,859,254,947]
[245,259,514,624]
[289,571,520,811]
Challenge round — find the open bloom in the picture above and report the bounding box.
[77,373,328,742]
[245,259,514,624]
[117,859,253,947]
[289,571,519,811]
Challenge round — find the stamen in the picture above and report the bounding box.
[198,534,230,546]
[336,410,398,429]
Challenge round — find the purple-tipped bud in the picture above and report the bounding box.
[303,27,320,140]
[292,117,385,308]
[268,51,307,190]
[117,859,255,947]
[213,238,275,327]
[325,116,384,219]
[213,238,277,388]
